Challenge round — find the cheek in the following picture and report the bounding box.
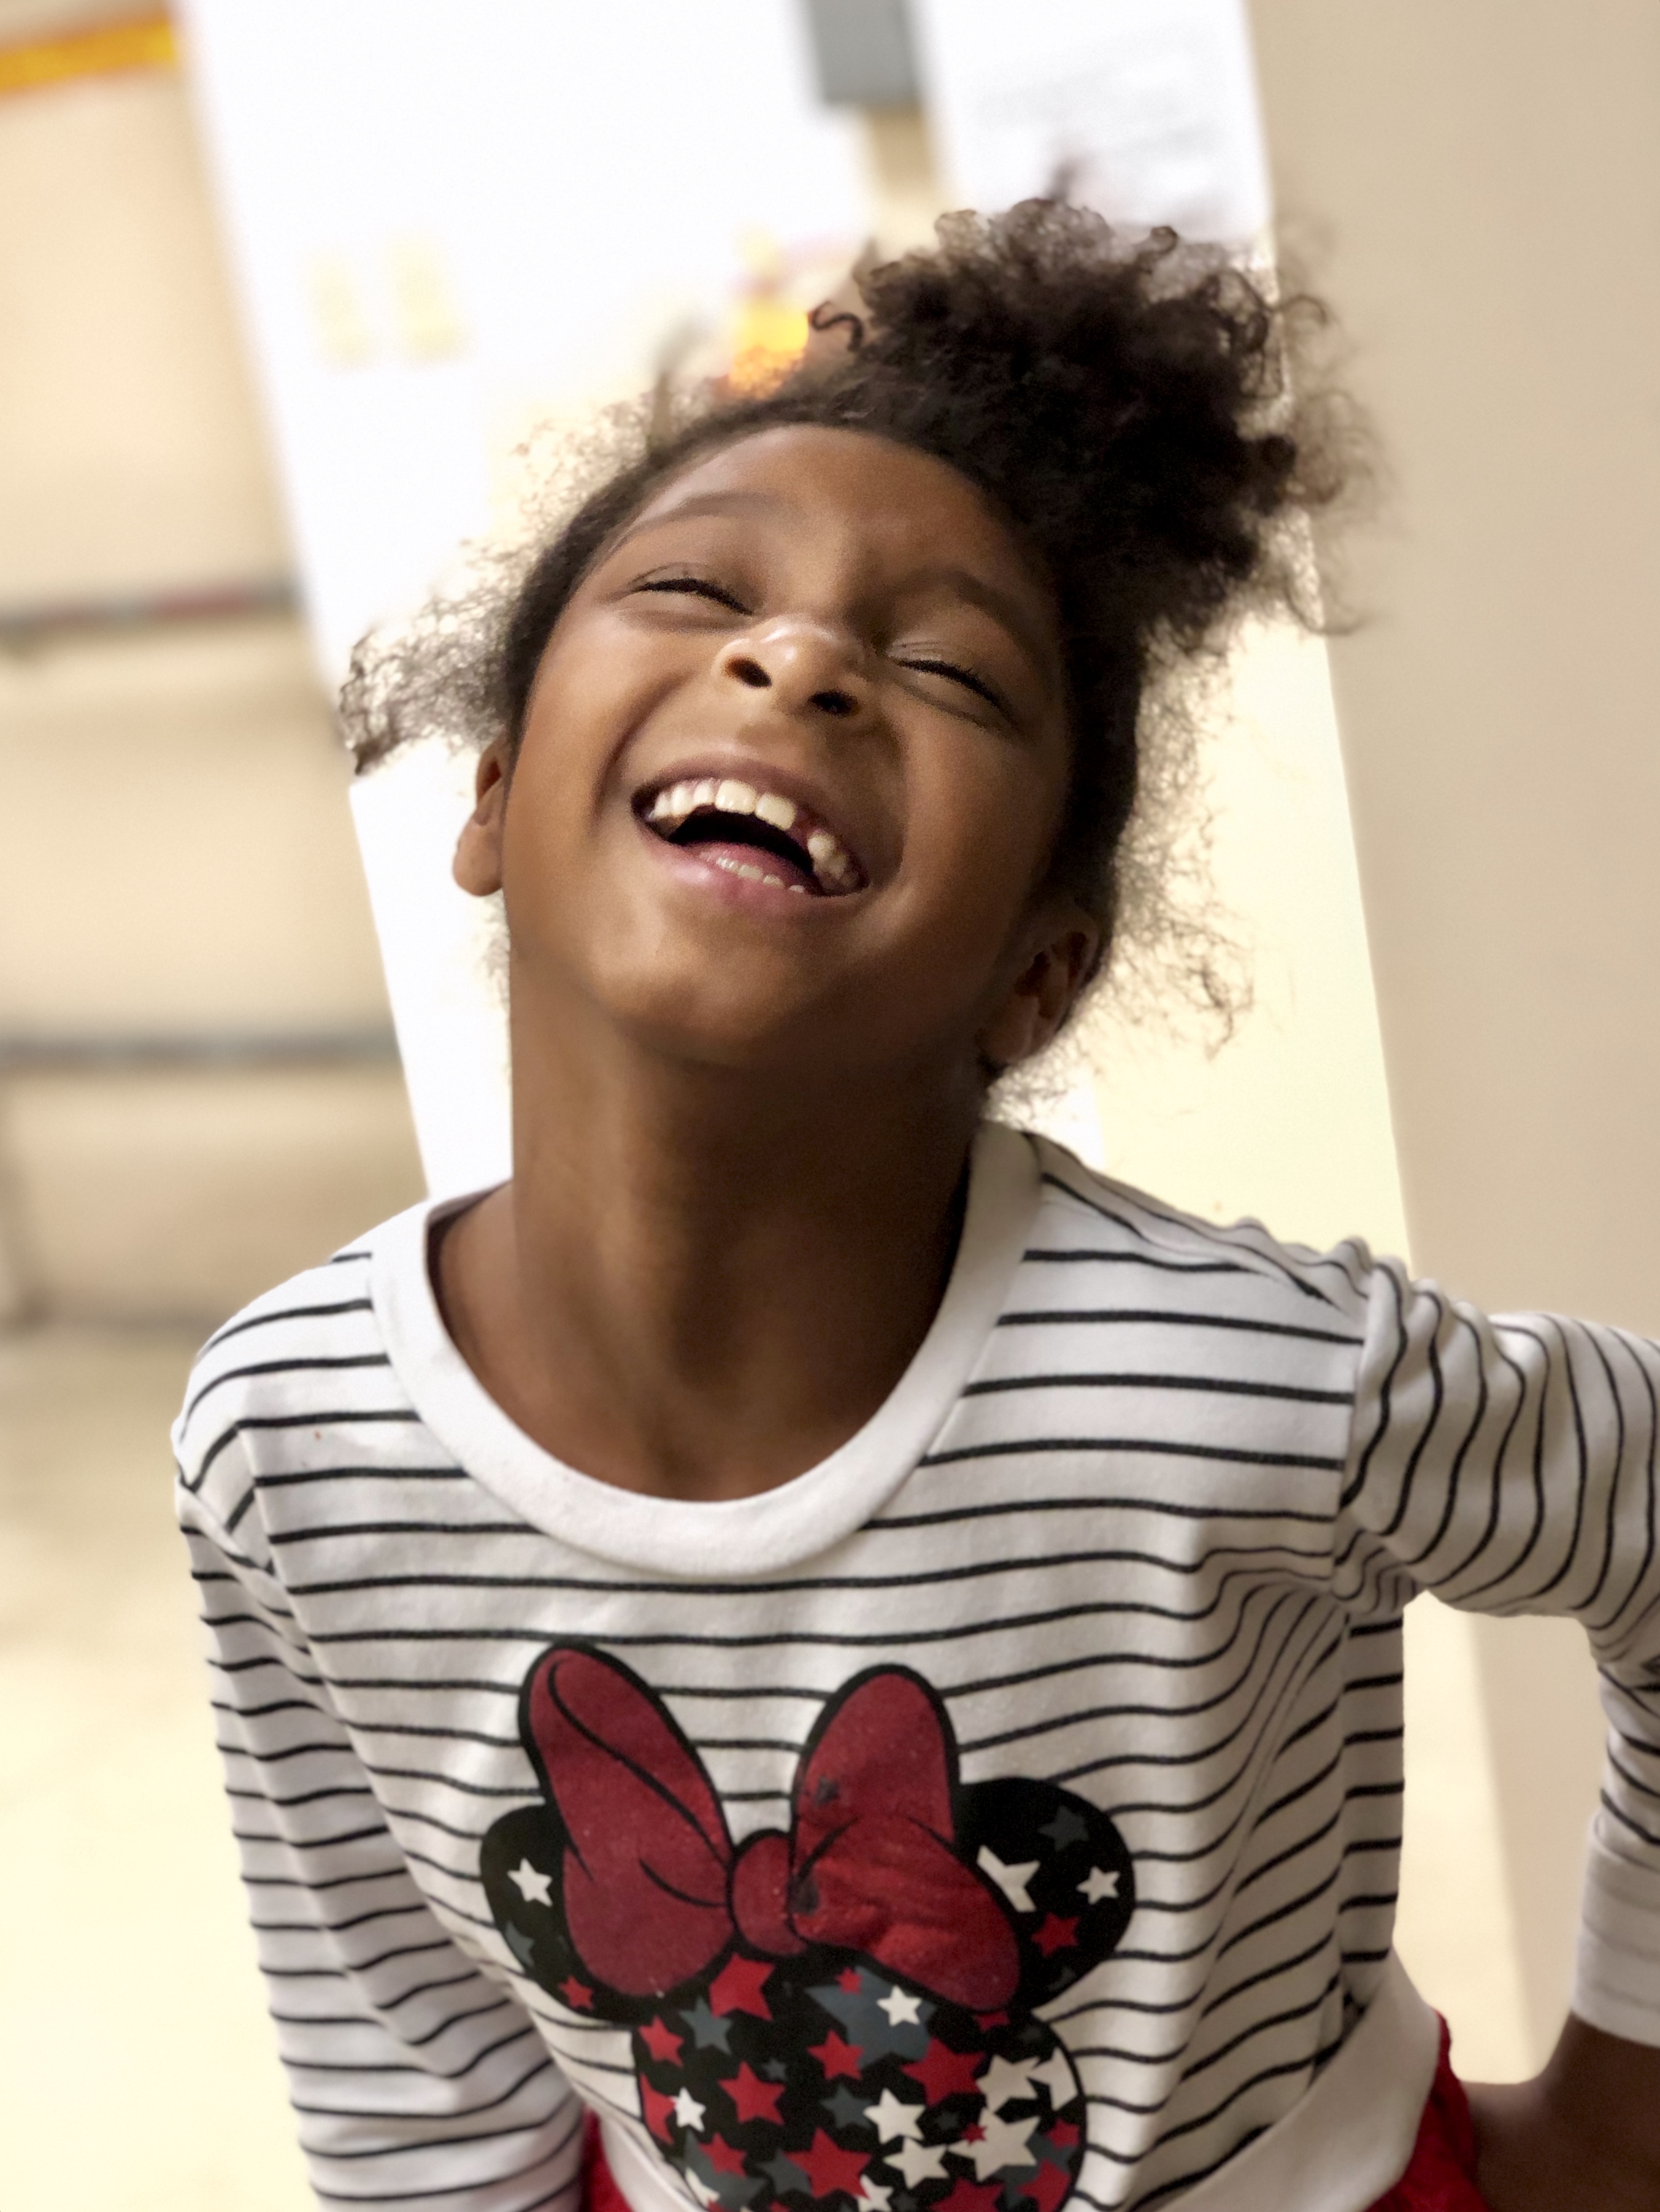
[505,643,642,854]
[905,737,1067,931]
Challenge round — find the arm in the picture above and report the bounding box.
[178,1488,584,2211]
[1339,1270,1660,2208]
[1468,2015,1660,2212]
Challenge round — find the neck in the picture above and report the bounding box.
[438,978,985,1502]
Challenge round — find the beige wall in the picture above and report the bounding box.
[1249,0,1660,2069]
[1250,0,1660,1335]
[0,56,421,1324]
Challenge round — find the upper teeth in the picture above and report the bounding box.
[646,778,860,891]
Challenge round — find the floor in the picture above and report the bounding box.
[0,1327,310,2212]
[0,1327,1540,2212]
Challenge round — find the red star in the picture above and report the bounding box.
[1047,2119,1079,2151]
[710,1954,774,2019]
[724,2062,785,2126]
[706,2136,749,2178]
[902,2038,983,2106]
[793,2128,869,2203]
[940,2181,1003,2212]
[640,2081,676,2141]
[963,2122,986,2143]
[1032,1914,1080,1957]
[557,1976,593,2011]
[640,2016,684,2066]
[1021,2163,1074,2212]
[838,1967,864,1994]
[810,2029,864,2081]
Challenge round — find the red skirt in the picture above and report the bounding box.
[579,2022,1488,2212]
[1368,2021,1490,2210]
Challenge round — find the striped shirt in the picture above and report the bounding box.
[173,1124,1660,2212]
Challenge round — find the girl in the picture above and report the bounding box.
[175,204,1660,2212]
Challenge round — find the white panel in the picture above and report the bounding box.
[348,743,510,1199]
[179,0,866,683]
[911,0,1270,242]
[179,1,869,1192]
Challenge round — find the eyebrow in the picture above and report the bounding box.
[610,490,783,551]
[900,563,1058,693]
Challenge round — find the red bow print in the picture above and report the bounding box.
[525,1648,1020,2011]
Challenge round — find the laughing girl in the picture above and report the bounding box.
[175,205,1660,2212]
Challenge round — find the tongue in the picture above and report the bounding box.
[680,834,818,894]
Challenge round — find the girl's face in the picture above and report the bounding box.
[459,424,1096,1085]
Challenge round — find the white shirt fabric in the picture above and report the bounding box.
[173,1125,1660,2212]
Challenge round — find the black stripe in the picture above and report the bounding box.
[187,1408,424,1491]
[998,1306,1360,1346]
[184,1354,394,1423]
[201,1297,373,1353]
[961,1372,1351,1407]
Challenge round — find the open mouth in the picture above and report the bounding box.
[639,776,865,898]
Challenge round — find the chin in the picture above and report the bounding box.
[585,961,819,1070]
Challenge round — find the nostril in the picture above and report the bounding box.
[729,656,771,689]
[811,688,856,718]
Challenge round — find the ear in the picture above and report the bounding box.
[453,740,510,897]
[978,901,1101,1072]
[954,1775,1135,2008]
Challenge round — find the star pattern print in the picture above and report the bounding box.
[618,1956,1089,2212]
[480,1649,1139,2212]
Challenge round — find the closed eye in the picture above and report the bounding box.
[898,656,1009,715]
[632,572,750,615]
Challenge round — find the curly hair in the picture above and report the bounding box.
[342,201,1355,1028]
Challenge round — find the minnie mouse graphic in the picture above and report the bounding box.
[482,1647,1136,2212]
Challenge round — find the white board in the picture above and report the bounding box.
[912,0,1270,245]
[181,0,867,1192]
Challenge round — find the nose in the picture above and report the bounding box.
[715,619,865,721]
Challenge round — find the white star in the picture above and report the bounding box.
[1030,2051,1078,2111]
[955,2111,1039,2181]
[976,1844,1039,1914]
[876,1983,924,2027]
[888,2138,949,2188]
[864,2087,924,2143]
[672,2087,706,2133]
[507,1859,553,1907]
[977,2054,1039,2114]
[858,2181,894,2212]
[1077,1865,1121,1905]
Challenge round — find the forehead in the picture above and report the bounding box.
[626,424,1053,606]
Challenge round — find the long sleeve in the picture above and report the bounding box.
[1337,1259,1660,2045]
[177,1481,583,2211]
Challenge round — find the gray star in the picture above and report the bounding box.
[1033,2129,1073,2172]
[1040,1807,1088,1851]
[685,1995,734,2051]
[505,1922,536,1967]
[810,1971,931,2060]
[764,2060,790,2083]
[760,2151,809,2197]
[686,2146,766,2208]
[823,2083,869,2132]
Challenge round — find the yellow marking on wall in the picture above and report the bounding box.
[0,13,175,99]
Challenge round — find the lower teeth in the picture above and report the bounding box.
[710,854,805,894]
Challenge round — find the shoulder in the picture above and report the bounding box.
[171,1206,424,1530]
[1018,1133,1380,1338]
